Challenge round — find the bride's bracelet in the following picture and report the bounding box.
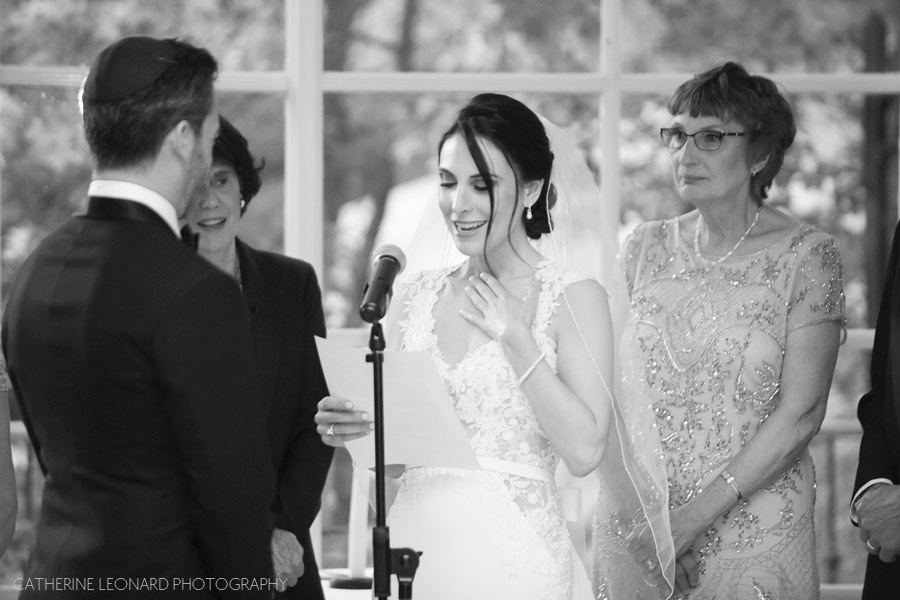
[517,351,546,387]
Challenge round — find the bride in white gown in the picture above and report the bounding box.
[317,94,674,600]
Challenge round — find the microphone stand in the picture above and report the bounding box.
[367,321,421,599]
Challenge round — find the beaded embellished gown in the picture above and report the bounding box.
[620,219,844,599]
[386,261,591,600]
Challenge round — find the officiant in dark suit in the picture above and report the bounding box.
[1,36,276,598]
[184,115,333,599]
[854,218,900,599]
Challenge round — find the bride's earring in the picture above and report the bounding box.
[525,205,533,220]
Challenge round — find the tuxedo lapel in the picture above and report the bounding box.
[236,239,279,417]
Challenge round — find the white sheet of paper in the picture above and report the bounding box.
[315,336,480,471]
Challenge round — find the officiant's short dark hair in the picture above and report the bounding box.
[81,37,218,170]
[213,116,264,215]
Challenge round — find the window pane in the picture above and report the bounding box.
[326,0,600,72]
[322,92,600,328]
[621,0,899,74]
[0,0,284,70]
[1,87,90,306]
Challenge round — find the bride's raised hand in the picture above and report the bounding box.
[459,272,539,341]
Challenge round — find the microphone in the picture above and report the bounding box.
[359,244,407,323]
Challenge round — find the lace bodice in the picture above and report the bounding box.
[0,352,8,393]
[398,260,566,473]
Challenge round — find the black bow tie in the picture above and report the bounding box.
[180,225,199,252]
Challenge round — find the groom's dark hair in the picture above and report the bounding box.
[81,37,218,170]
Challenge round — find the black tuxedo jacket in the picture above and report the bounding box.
[855,219,900,598]
[236,239,333,600]
[1,197,276,598]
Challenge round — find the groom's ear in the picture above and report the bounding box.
[166,120,198,164]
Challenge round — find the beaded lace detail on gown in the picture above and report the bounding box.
[0,352,8,393]
[386,261,574,600]
[619,219,845,600]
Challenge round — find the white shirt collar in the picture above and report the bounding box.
[87,180,181,237]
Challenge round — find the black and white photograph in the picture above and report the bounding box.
[0,1,898,599]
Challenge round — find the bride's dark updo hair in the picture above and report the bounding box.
[438,93,555,245]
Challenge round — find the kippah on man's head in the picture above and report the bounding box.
[82,36,178,102]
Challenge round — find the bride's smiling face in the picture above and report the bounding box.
[437,134,525,259]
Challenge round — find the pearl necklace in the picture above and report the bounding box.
[693,208,760,266]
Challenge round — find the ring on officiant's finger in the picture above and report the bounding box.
[644,558,657,571]
[327,423,336,437]
[866,539,880,553]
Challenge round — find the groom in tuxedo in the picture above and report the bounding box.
[1,36,276,597]
[853,218,900,598]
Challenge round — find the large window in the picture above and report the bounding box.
[2,0,899,586]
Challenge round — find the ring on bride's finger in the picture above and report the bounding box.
[327,423,336,437]
[866,539,880,553]
[644,558,657,571]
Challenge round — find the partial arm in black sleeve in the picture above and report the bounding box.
[854,221,900,501]
[273,267,334,534]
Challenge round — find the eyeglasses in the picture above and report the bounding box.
[659,128,746,151]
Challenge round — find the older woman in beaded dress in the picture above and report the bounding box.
[614,62,845,599]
